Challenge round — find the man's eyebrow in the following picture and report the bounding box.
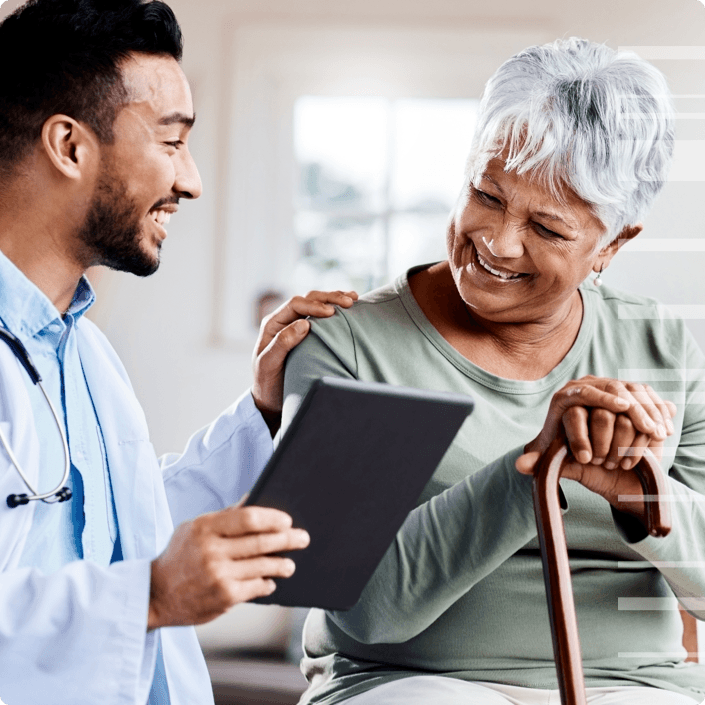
[158,112,196,128]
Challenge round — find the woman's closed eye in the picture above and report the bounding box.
[532,221,566,240]
[473,188,503,208]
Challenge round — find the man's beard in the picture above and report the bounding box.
[77,170,161,277]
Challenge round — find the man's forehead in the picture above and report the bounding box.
[120,53,194,123]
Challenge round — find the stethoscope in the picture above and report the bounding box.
[0,326,72,508]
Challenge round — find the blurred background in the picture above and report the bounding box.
[2,0,704,702]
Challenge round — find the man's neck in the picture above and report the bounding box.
[0,192,85,314]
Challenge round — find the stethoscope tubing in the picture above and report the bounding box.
[0,326,72,506]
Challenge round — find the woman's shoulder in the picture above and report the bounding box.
[584,282,686,326]
[583,282,697,365]
[309,277,410,336]
[584,281,662,309]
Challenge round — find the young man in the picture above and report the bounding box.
[0,1,355,703]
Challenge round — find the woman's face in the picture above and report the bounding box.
[447,157,607,324]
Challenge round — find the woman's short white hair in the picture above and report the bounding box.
[466,37,675,243]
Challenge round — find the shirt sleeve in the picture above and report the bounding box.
[283,314,539,644]
[161,389,274,527]
[612,326,705,621]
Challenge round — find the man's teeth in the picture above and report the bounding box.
[477,252,522,280]
[150,210,171,226]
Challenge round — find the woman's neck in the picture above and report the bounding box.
[408,263,585,381]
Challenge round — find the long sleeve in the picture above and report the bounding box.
[328,447,536,643]
[162,390,273,526]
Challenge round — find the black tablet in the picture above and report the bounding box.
[245,377,473,610]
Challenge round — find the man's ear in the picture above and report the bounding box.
[40,115,100,180]
[594,223,643,272]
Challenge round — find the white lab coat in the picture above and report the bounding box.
[0,317,273,705]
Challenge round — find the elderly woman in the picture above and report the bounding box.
[283,38,705,704]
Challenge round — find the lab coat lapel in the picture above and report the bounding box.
[76,323,160,559]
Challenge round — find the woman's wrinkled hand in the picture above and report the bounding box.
[516,376,677,519]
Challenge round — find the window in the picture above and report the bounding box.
[293,97,479,293]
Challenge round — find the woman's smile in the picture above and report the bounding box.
[472,245,528,282]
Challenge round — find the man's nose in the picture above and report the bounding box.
[174,148,202,200]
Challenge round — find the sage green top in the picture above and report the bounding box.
[282,269,705,704]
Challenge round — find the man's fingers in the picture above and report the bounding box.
[563,406,592,464]
[255,320,310,383]
[227,555,298,581]
[208,505,294,537]
[254,291,357,356]
[266,291,357,330]
[225,577,278,605]
[223,526,310,560]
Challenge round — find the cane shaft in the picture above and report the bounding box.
[533,439,671,705]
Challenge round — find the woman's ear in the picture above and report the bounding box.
[594,223,643,272]
[40,114,99,181]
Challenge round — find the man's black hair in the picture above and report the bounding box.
[0,0,183,178]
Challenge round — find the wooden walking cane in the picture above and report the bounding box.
[533,436,673,705]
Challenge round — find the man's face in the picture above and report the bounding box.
[78,53,201,275]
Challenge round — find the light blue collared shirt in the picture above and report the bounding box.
[0,252,120,570]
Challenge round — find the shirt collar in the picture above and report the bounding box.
[0,249,96,344]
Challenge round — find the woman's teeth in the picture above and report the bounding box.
[150,209,171,226]
[476,252,523,280]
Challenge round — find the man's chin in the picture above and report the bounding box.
[102,250,160,277]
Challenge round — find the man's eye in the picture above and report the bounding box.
[164,140,183,149]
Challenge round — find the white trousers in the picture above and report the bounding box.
[342,675,702,704]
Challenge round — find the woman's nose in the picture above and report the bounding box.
[486,215,525,259]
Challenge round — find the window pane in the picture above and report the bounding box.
[294,96,390,212]
[292,96,479,293]
[292,212,386,295]
[388,212,449,279]
[391,99,479,213]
